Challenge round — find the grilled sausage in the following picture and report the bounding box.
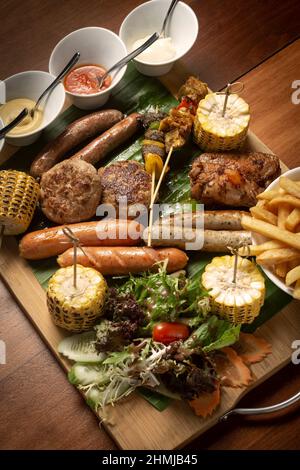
[70,113,141,165]
[30,109,123,178]
[57,246,188,275]
[19,219,143,260]
[169,210,248,230]
[144,225,252,252]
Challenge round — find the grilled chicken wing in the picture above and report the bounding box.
[189,152,281,207]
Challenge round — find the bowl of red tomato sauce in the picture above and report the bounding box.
[49,27,127,110]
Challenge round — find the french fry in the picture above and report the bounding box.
[275,262,288,278]
[256,248,300,266]
[268,195,300,209]
[250,206,278,225]
[238,240,287,257]
[241,215,300,250]
[293,280,300,300]
[286,208,300,231]
[280,177,300,198]
[286,265,300,286]
[277,203,290,229]
[257,189,282,201]
[256,200,266,208]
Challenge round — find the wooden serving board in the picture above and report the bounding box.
[0,71,299,449]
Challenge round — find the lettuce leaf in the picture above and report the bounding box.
[184,315,240,352]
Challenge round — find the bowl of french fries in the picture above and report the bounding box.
[241,167,300,300]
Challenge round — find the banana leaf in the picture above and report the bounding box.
[2,64,291,410]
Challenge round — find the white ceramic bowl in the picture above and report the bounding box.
[252,167,300,297]
[0,118,4,152]
[1,71,65,147]
[49,27,127,110]
[119,0,199,77]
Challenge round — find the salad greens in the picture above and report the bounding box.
[59,264,241,415]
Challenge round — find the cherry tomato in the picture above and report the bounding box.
[152,322,189,345]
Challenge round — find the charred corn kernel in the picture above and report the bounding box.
[193,93,250,151]
[202,256,265,324]
[144,153,165,180]
[0,170,40,235]
[47,265,107,332]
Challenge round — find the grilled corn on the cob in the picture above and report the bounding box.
[193,93,250,151]
[47,265,107,332]
[202,256,265,324]
[0,170,39,235]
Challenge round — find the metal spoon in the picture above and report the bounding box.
[220,390,300,421]
[97,32,159,89]
[30,51,80,117]
[160,0,179,38]
[0,108,29,139]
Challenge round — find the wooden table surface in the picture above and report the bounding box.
[0,0,300,450]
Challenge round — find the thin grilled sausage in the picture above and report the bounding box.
[57,246,188,275]
[70,113,141,165]
[30,109,123,178]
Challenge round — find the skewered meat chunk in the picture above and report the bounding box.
[159,109,194,152]
[98,160,152,212]
[189,152,281,207]
[177,76,208,103]
[140,111,167,129]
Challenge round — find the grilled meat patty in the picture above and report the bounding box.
[41,159,102,224]
[99,160,152,212]
[189,152,281,207]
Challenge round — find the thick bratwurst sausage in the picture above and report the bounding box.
[57,246,188,275]
[30,109,123,178]
[70,113,141,165]
[19,219,143,260]
[144,225,251,252]
[169,210,248,230]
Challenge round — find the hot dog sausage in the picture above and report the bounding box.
[19,219,143,260]
[70,113,141,165]
[30,109,123,178]
[57,246,188,275]
[169,210,248,230]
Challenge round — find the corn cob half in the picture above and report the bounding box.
[47,265,107,332]
[193,93,250,151]
[0,170,40,235]
[202,256,265,324]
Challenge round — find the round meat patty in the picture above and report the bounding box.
[98,161,151,214]
[40,160,102,224]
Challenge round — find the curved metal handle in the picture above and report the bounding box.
[161,0,179,37]
[98,32,159,87]
[0,108,28,139]
[220,390,300,421]
[33,52,80,112]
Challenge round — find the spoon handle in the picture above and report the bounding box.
[0,108,28,139]
[35,52,80,110]
[161,0,179,37]
[220,390,300,421]
[102,32,159,82]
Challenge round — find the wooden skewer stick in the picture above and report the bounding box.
[147,168,156,246]
[147,146,174,247]
[62,227,80,289]
[0,224,4,250]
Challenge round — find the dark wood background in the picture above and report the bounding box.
[0,0,300,450]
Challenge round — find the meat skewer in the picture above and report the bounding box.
[147,76,208,246]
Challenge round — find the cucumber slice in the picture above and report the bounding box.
[68,363,109,386]
[86,386,104,410]
[58,331,105,363]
